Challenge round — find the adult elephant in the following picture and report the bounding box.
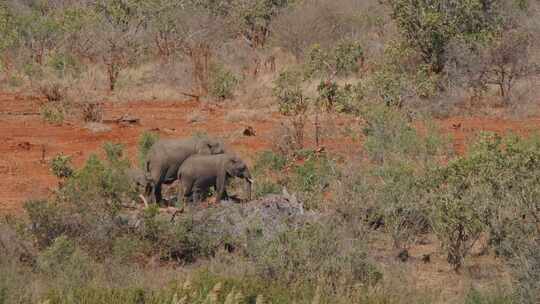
[145,137,224,204]
[177,153,253,207]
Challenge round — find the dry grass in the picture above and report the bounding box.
[224,109,267,123]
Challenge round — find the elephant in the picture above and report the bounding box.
[126,167,151,194]
[144,137,224,204]
[176,153,253,207]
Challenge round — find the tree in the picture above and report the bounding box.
[145,0,232,96]
[92,0,146,91]
[10,1,64,65]
[387,0,503,73]
[479,30,536,102]
[228,0,290,48]
[0,3,17,74]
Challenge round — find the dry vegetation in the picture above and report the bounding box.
[1,0,540,303]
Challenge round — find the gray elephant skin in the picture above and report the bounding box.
[145,137,224,204]
[126,167,149,193]
[177,153,253,206]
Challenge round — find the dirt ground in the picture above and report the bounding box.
[2,91,540,214]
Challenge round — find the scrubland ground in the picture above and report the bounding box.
[1,0,540,303]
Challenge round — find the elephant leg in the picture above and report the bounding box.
[192,190,201,205]
[222,189,230,201]
[154,180,163,205]
[177,179,193,210]
[144,182,154,204]
[154,168,170,205]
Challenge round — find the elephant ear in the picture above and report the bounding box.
[209,139,225,154]
[196,139,212,154]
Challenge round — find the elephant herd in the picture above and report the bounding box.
[128,136,253,208]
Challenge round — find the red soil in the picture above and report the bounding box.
[1,91,540,213]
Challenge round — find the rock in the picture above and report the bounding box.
[242,126,256,136]
[179,194,314,242]
[84,122,112,133]
[397,249,409,262]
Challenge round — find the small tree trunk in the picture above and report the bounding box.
[107,62,120,91]
[190,44,211,96]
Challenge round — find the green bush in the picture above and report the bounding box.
[273,68,308,116]
[291,155,337,210]
[37,236,95,288]
[464,288,514,304]
[362,105,449,164]
[137,131,159,169]
[386,0,503,72]
[209,63,238,100]
[50,153,74,179]
[47,52,84,78]
[253,150,287,173]
[251,151,286,199]
[24,199,66,249]
[250,221,381,298]
[374,162,430,249]
[422,133,540,272]
[253,180,281,199]
[40,103,66,124]
[316,81,363,113]
[304,41,363,78]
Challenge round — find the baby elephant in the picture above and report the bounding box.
[177,154,253,206]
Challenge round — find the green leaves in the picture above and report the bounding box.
[304,41,363,79]
[273,68,307,116]
[423,132,540,270]
[209,63,239,100]
[387,0,504,72]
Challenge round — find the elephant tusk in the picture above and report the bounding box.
[139,194,149,208]
[247,177,254,183]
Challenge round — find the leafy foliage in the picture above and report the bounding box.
[387,0,504,72]
[273,68,308,116]
[137,131,159,169]
[50,153,74,179]
[209,63,238,100]
[304,41,363,78]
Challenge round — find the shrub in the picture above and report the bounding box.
[209,63,238,100]
[316,81,363,113]
[448,30,538,103]
[362,105,449,249]
[47,52,84,78]
[362,105,448,164]
[304,41,363,79]
[251,151,286,199]
[36,236,95,288]
[50,153,74,179]
[39,81,67,102]
[250,220,381,297]
[137,131,159,169]
[374,162,430,249]
[253,180,281,199]
[291,155,336,210]
[464,288,514,304]
[24,200,67,249]
[253,150,287,173]
[60,151,133,210]
[40,102,66,124]
[273,68,308,116]
[386,0,503,72]
[79,100,104,122]
[424,133,540,272]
